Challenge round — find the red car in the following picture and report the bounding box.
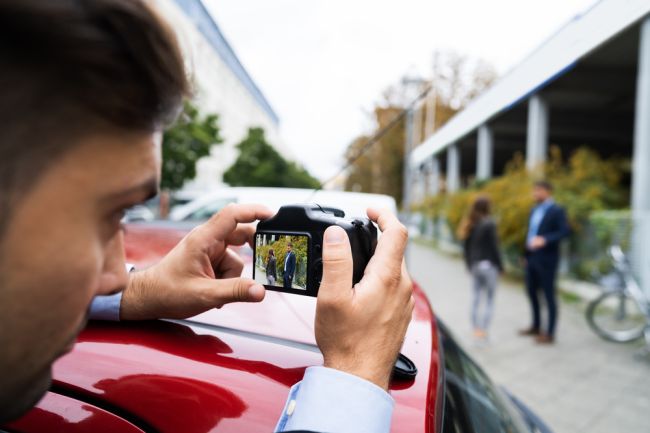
[5,218,552,433]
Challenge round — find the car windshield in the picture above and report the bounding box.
[439,323,531,433]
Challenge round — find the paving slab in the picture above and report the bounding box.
[407,241,650,433]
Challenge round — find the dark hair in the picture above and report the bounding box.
[287,242,293,247]
[534,180,554,192]
[0,0,190,233]
[457,195,491,240]
[268,249,275,259]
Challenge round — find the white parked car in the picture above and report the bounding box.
[169,187,397,223]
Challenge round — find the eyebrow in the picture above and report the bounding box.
[105,176,159,203]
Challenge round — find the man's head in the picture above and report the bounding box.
[532,180,553,204]
[0,0,189,422]
[287,242,293,252]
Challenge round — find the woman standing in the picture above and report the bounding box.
[266,249,277,285]
[458,196,503,339]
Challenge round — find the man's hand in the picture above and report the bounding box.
[315,208,414,391]
[529,235,547,251]
[120,203,273,320]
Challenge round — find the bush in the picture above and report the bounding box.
[414,146,629,272]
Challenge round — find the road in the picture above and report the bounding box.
[408,241,650,433]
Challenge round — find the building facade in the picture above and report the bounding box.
[407,0,650,291]
[153,0,282,194]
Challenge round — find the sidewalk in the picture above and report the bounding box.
[407,241,650,433]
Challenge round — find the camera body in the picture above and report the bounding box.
[254,204,377,297]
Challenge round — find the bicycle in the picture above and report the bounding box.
[585,245,650,348]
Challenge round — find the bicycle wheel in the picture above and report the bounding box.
[586,291,646,343]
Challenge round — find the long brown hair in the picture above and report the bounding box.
[457,195,491,240]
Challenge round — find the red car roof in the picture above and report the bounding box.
[7,223,443,433]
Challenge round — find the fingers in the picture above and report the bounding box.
[224,223,257,247]
[201,203,273,243]
[215,247,245,279]
[365,207,409,282]
[209,277,266,307]
[318,226,354,303]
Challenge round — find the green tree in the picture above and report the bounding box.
[224,127,320,188]
[344,107,406,203]
[344,51,496,205]
[162,101,222,191]
[415,146,629,267]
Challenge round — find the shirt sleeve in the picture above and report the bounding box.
[275,366,394,433]
[88,263,134,321]
[88,292,123,321]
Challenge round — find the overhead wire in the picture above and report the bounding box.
[309,84,433,199]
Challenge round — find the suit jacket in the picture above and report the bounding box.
[283,251,296,278]
[525,203,570,265]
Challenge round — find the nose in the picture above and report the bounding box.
[97,231,128,296]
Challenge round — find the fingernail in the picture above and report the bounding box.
[325,226,345,244]
[249,284,265,299]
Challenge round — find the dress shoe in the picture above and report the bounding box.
[535,334,554,344]
[518,327,540,336]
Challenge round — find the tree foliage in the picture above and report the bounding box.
[224,127,320,188]
[344,107,406,203]
[415,147,629,257]
[344,51,497,205]
[162,101,222,191]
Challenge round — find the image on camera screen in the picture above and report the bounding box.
[254,233,308,291]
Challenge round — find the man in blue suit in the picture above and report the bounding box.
[283,242,297,289]
[520,181,570,344]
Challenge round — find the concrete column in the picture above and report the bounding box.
[417,165,427,202]
[631,16,650,294]
[446,143,460,193]
[428,156,440,195]
[526,94,549,170]
[477,124,494,180]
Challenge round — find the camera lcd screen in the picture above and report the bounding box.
[254,233,309,291]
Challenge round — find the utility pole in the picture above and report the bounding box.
[424,52,439,139]
[401,75,428,264]
[401,76,427,213]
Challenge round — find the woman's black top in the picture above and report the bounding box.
[266,257,277,278]
[463,218,503,271]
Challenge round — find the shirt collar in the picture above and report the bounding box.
[536,198,554,209]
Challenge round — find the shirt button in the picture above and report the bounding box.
[286,399,296,416]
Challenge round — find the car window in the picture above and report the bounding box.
[439,324,531,433]
[186,197,237,221]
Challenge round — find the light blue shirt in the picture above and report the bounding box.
[284,251,291,271]
[527,199,553,247]
[89,267,393,433]
[275,366,394,433]
[88,263,133,321]
[89,292,123,321]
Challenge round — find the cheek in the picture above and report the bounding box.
[1,219,106,352]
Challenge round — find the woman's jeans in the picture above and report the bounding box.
[471,260,498,330]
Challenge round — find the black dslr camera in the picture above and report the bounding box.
[253,204,378,297]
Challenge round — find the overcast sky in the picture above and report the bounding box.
[205,0,597,181]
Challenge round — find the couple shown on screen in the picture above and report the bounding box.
[266,243,296,289]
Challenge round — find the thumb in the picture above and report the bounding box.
[319,226,353,302]
[211,277,266,307]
